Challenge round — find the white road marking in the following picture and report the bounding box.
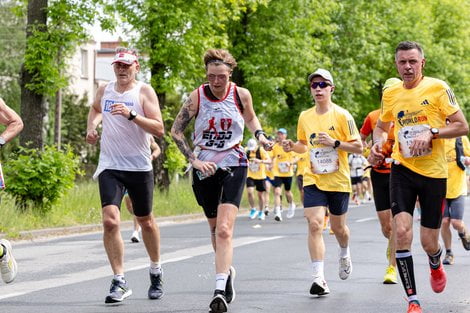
[0,235,282,300]
[355,217,378,223]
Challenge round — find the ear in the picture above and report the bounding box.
[422,58,426,69]
[331,86,335,94]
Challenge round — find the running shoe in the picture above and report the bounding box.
[0,239,17,284]
[257,210,265,221]
[309,276,330,296]
[148,271,164,299]
[105,278,132,303]
[274,207,282,222]
[430,263,447,293]
[286,203,296,219]
[459,232,470,251]
[249,208,258,219]
[264,207,270,216]
[407,300,422,313]
[383,265,397,284]
[339,256,352,280]
[130,230,141,243]
[443,252,454,265]
[209,289,228,313]
[225,266,236,303]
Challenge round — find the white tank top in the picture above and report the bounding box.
[193,83,247,167]
[93,81,152,179]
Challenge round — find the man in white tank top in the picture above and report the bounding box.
[171,49,272,313]
[86,47,165,304]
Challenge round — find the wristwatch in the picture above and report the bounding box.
[128,110,137,121]
[333,140,341,149]
[0,136,5,147]
[430,127,439,139]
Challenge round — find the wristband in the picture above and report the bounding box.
[254,129,266,141]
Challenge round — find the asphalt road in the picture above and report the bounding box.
[1,199,470,313]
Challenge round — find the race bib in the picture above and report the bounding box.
[310,147,339,174]
[398,125,432,158]
[248,161,260,172]
[278,161,290,173]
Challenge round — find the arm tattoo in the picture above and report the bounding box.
[172,97,196,162]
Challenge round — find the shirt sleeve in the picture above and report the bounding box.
[360,114,372,136]
[379,91,393,123]
[342,110,361,142]
[463,136,470,156]
[297,112,306,142]
[435,81,459,116]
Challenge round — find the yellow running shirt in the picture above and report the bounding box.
[271,142,295,177]
[295,151,310,176]
[297,104,361,192]
[445,136,470,199]
[246,147,270,180]
[265,149,275,180]
[380,77,460,178]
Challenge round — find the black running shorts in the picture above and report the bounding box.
[246,177,266,192]
[351,176,363,185]
[272,176,293,191]
[98,169,154,217]
[390,164,446,229]
[192,166,247,218]
[371,170,391,212]
[303,184,349,215]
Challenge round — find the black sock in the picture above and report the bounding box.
[428,247,442,269]
[458,232,465,238]
[0,244,5,259]
[396,250,417,301]
[446,249,452,254]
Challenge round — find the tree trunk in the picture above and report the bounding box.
[54,88,62,149]
[153,91,170,192]
[19,0,48,149]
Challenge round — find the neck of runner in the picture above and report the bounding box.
[403,75,424,89]
[315,100,332,114]
[115,80,137,93]
[209,84,230,100]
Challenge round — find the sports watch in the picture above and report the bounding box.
[333,140,341,149]
[430,127,439,139]
[128,110,137,121]
[0,136,5,148]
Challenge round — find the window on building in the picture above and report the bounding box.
[81,49,88,78]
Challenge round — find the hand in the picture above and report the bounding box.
[317,132,335,147]
[110,103,131,118]
[409,131,432,157]
[192,159,217,176]
[253,158,262,164]
[259,135,274,151]
[151,150,160,161]
[282,139,294,152]
[464,157,470,166]
[86,129,99,145]
[368,142,385,166]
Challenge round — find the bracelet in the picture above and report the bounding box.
[254,129,266,141]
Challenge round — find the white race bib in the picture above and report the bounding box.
[248,161,260,172]
[398,125,432,158]
[278,161,290,173]
[310,147,339,174]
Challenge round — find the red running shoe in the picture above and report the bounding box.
[407,301,422,313]
[430,263,447,293]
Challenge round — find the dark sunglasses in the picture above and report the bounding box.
[310,81,330,89]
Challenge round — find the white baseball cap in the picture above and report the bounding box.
[308,68,334,85]
[247,138,257,151]
[112,52,138,65]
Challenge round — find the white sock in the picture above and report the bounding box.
[113,274,125,282]
[150,261,162,275]
[215,273,229,291]
[339,246,350,258]
[275,206,281,213]
[311,260,324,278]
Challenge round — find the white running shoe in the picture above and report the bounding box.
[257,210,265,220]
[130,230,141,243]
[286,203,296,219]
[0,239,18,284]
[309,276,330,296]
[274,207,283,222]
[339,256,352,280]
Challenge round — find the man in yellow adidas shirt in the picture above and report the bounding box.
[370,41,468,313]
[283,68,362,296]
[271,128,297,221]
[440,126,470,265]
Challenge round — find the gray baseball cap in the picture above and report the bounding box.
[308,68,334,85]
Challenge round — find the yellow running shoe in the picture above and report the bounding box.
[383,265,397,284]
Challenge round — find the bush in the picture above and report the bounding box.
[3,145,83,214]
